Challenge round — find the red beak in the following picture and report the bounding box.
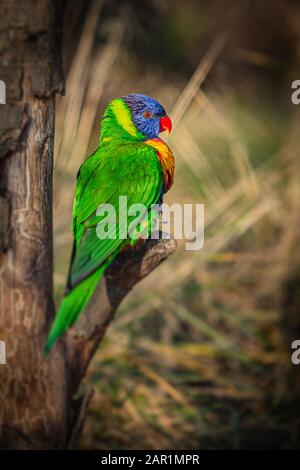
[159,115,172,134]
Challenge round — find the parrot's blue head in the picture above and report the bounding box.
[122,93,172,139]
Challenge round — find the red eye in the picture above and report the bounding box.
[143,111,153,119]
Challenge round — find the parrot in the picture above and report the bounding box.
[44,93,174,353]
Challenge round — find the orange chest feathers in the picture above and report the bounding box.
[145,138,175,193]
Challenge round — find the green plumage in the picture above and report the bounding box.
[44,99,164,353]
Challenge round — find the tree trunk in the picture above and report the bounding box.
[0,0,175,449]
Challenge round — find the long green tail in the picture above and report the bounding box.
[44,266,105,354]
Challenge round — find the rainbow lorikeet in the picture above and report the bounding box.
[45,94,174,353]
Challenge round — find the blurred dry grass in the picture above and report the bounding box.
[54,0,300,449]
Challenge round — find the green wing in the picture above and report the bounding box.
[68,142,163,288]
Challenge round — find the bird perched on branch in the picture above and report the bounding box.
[45,94,174,353]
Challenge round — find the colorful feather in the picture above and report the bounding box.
[45,94,174,353]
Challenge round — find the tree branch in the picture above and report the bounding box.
[66,237,176,393]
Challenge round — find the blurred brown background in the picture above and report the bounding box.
[53,0,300,449]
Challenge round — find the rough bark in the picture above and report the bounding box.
[0,0,67,450]
[0,0,175,449]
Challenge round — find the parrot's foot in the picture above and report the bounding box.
[122,238,146,252]
[134,238,146,249]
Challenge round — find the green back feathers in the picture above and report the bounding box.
[70,143,162,288]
